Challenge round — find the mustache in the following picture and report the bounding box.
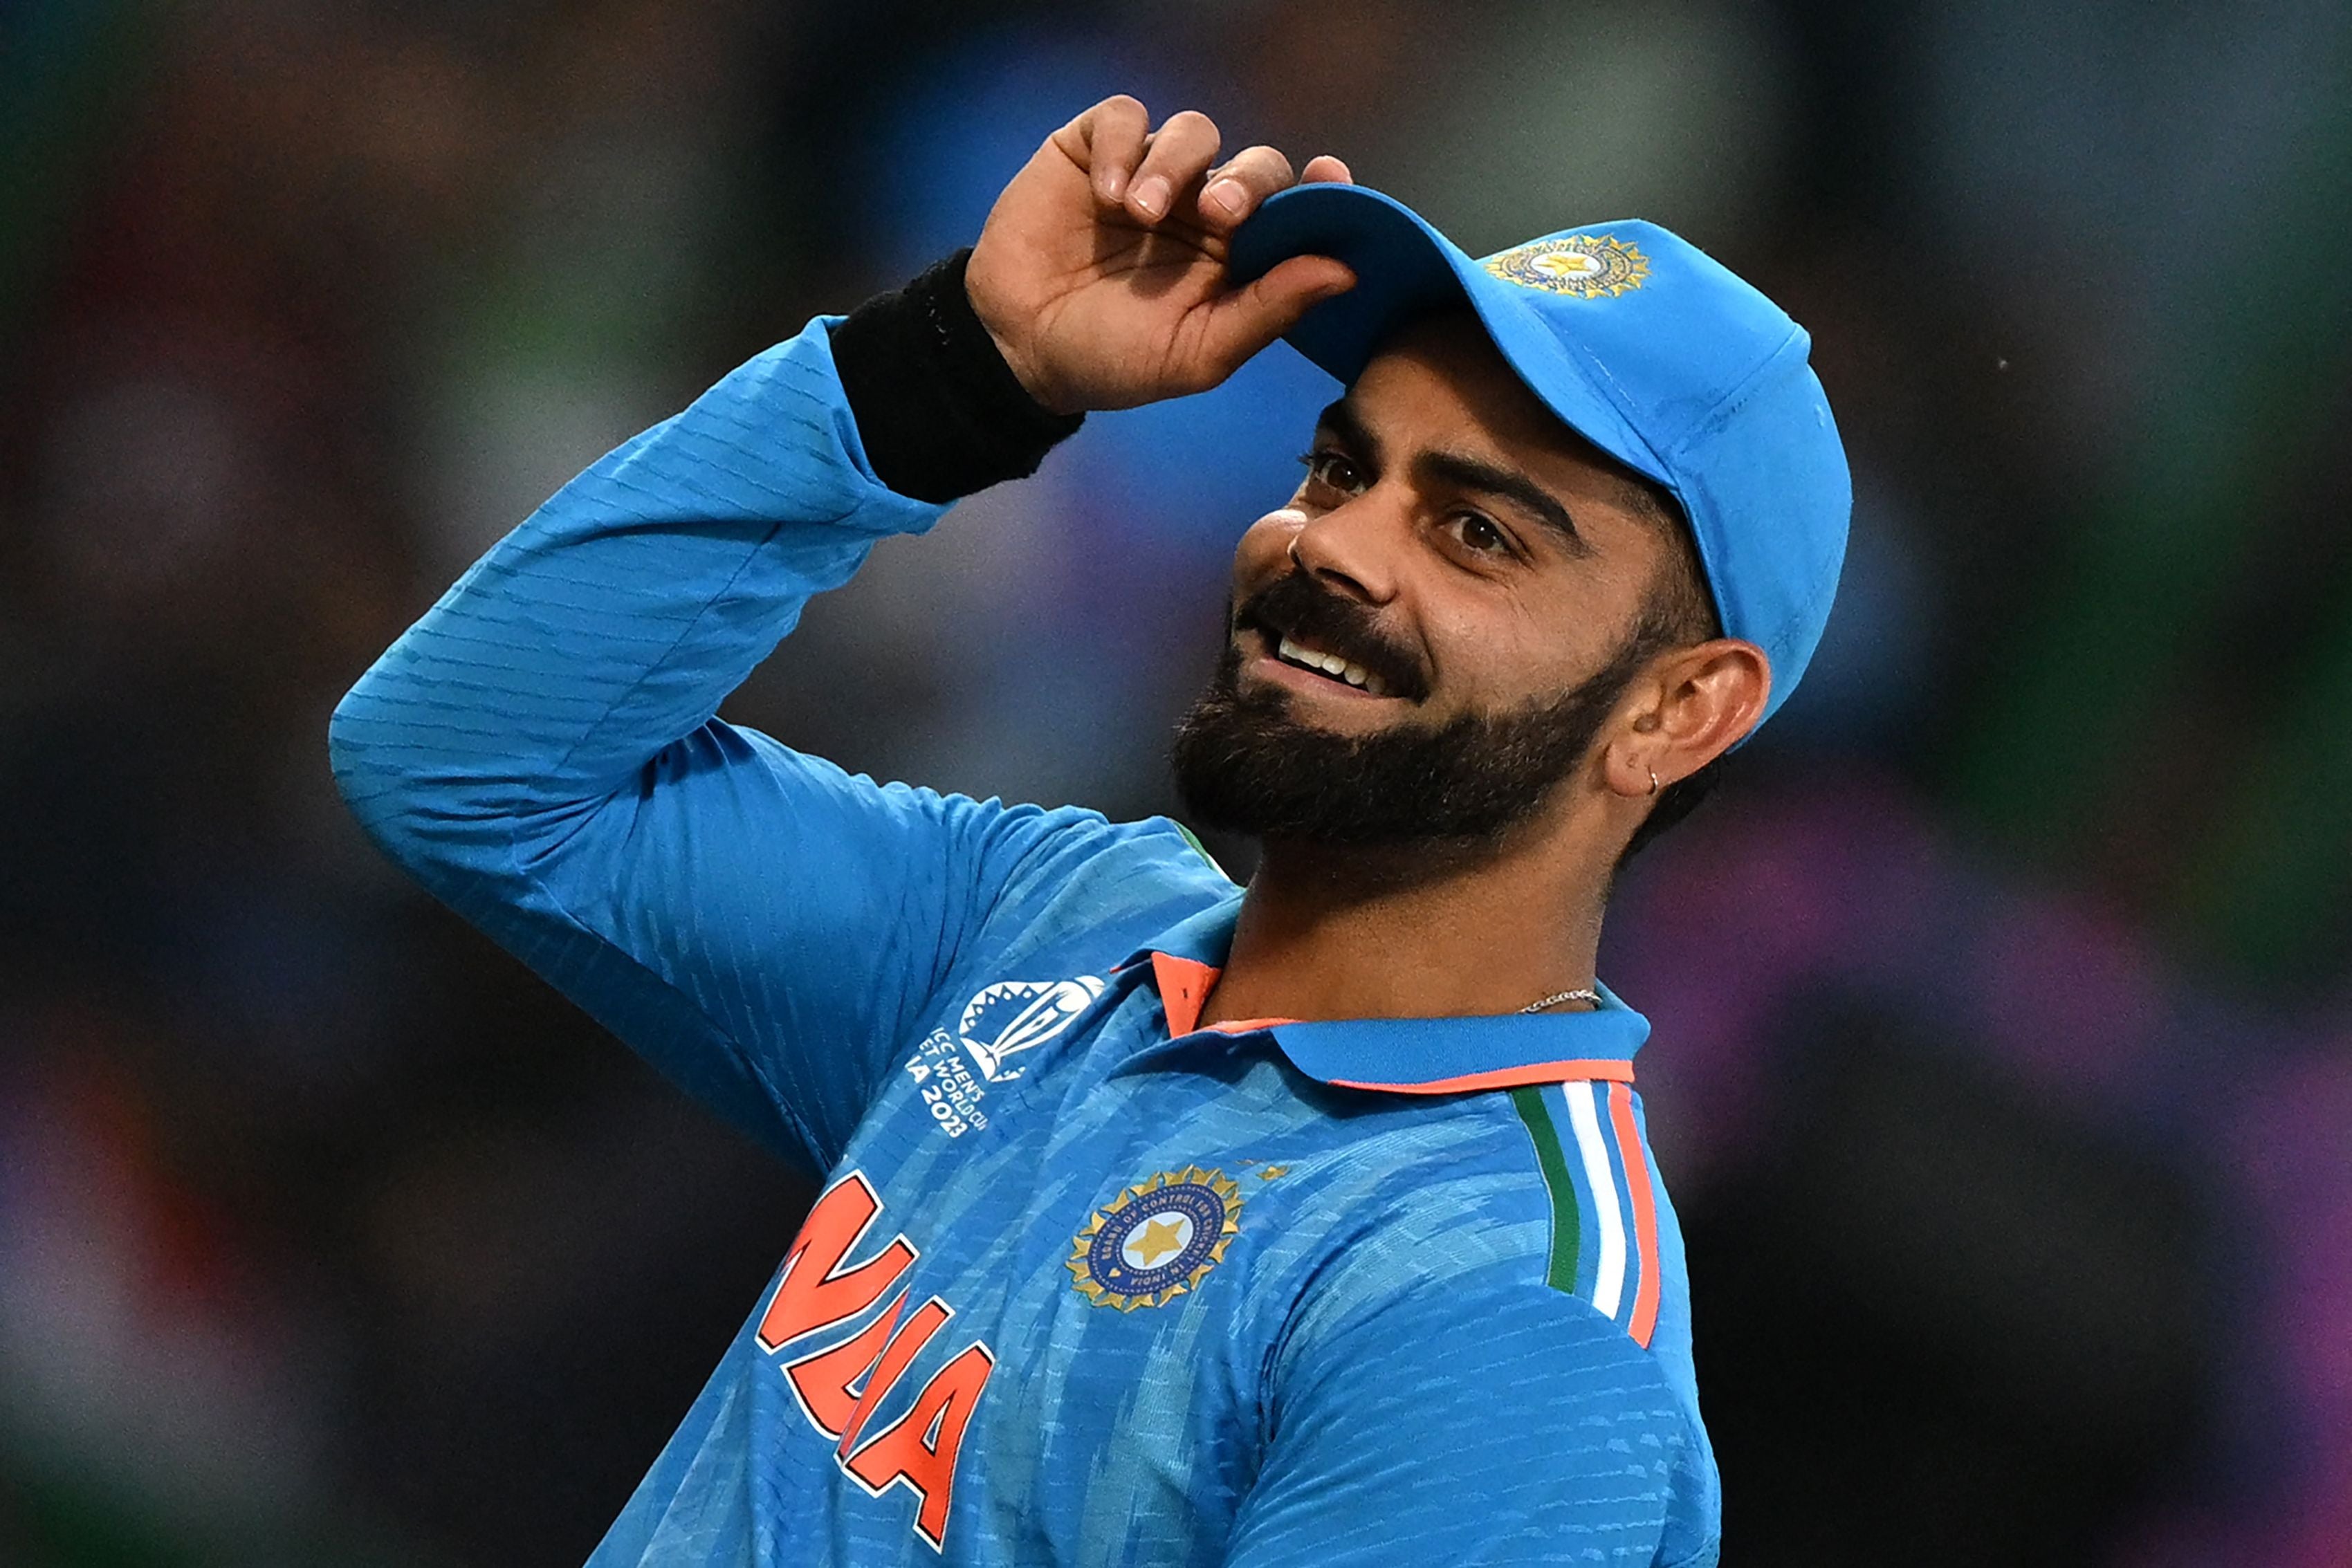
[1231,571,1431,703]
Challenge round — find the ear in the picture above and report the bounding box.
[1601,638,1772,798]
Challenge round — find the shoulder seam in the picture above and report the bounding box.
[1166,819,1235,883]
[1658,1535,1722,1568]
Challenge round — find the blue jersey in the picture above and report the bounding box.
[330,318,1722,1567]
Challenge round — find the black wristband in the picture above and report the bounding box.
[829,248,1084,504]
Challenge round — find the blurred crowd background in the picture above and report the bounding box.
[3,0,2349,1563]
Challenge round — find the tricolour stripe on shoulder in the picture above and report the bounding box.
[1507,1087,1582,1293]
[1607,1080,1663,1348]
[1509,1080,1662,1349]
[1563,1082,1629,1322]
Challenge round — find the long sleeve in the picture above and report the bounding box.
[329,317,1071,1170]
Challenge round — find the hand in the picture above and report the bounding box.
[965,96,1357,415]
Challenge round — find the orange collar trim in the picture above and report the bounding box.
[1330,1058,1637,1096]
[1146,951,1635,1093]
[1150,952,1301,1037]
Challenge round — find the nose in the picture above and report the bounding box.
[1287,489,1406,606]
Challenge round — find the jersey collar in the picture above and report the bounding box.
[1118,896,1648,1095]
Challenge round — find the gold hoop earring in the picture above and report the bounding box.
[1646,768,1660,797]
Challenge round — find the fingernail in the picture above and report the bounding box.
[1132,176,1169,219]
[1203,178,1244,219]
[1100,167,1128,202]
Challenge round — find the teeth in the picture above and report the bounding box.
[1276,634,1390,697]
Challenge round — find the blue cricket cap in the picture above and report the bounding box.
[1228,183,1850,731]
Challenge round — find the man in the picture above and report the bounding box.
[332,95,1846,1567]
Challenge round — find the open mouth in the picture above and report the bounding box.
[1230,573,1427,703]
[1268,631,1394,697]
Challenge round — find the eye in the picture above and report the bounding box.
[1443,511,1515,559]
[1298,450,1367,497]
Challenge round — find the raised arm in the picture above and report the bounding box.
[329,98,1352,1169]
[327,317,977,1167]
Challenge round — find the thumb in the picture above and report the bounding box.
[1195,255,1356,380]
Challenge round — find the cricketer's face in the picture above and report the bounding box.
[1172,314,1684,844]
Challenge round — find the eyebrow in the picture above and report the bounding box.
[1314,398,1589,555]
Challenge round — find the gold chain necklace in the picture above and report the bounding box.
[1517,988,1601,1014]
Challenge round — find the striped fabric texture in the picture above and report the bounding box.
[330,316,1721,1567]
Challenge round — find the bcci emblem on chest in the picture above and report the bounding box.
[1068,1167,1244,1311]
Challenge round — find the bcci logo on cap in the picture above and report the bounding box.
[957,977,1105,1082]
[1482,234,1651,298]
[1068,1167,1244,1311]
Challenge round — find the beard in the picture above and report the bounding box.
[1171,574,1660,847]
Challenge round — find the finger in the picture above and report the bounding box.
[1196,254,1357,379]
[1301,154,1353,185]
[1197,144,1297,230]
[1126,109,1222,224]
[1060,95,1150,205]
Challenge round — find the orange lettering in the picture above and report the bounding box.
[836,1296,949,1455]
[757,1172,993,1552]
[756,1172,916,1354]
[785,1291,908,1439]
[843,1341,995,1551]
